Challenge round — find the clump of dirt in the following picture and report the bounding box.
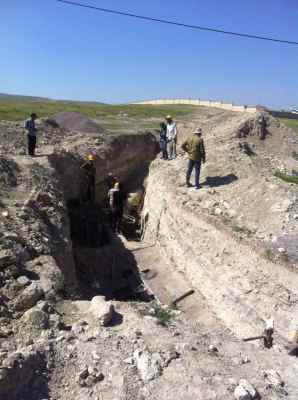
[48,112,105,134]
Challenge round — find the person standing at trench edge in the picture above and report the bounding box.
[159,122,168,160]
[24,113,38,156]
[181,127,206,190]
[166,115,178,160]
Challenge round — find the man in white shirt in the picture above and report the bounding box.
[166,115,178,160]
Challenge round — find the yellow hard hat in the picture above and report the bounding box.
[87,154,95,161]
[166,115,172,120]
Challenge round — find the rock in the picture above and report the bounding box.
[25,256,64,295]
[13,281,44,311]
[208,344,219,353]
[79,368,89,380]
[234,379,258,400]
[21,308,49,329]
[16,276,30,287]
[133,349,163,382]
[78,366,104,387]
[0,250,16,269]
[89,296,114,327]
[262,369,284,390]
[234,385,252,400]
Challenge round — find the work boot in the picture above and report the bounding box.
[186,182,192,188]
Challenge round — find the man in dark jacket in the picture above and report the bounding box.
[80,154,96,203]
[24,113,38,156]
[159,122,168,160]
[181,128,206,190]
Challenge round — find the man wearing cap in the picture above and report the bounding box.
[181,128,206,189]
[80,154,96,203]
[24,113,38,156]
[165,115,178,160]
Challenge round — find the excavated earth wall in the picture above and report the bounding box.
[142,112,298,343]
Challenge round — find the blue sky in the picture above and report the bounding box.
[1,0,298,108]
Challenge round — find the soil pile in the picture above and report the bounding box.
[49,112,104,134]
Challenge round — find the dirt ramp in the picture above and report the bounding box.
[49,111,104,134]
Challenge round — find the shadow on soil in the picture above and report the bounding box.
[204,173,238,187]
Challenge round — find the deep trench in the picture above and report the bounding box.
[66,173,154,303]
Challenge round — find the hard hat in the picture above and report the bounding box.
[87,154,95,161]
[166,115,172,120]
[193,128,202,134]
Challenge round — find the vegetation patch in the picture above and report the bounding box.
[151,303,174,327]
[0,100,197,121]
[274,170,298,185]
[278,117,298,134]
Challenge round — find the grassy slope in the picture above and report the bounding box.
[0,100,198,121]
[279,118,298,134]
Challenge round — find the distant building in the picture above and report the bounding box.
[256,105,268,112]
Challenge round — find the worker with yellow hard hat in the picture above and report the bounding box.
[80,153,96,203]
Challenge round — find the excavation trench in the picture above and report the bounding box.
[49,132,158,301]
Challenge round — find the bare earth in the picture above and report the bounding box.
[0,108,297,400]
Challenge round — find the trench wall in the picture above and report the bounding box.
[142,159,298,343]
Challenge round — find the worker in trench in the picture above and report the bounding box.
[108,182,124,234]
[80,154,96,204]
[181,127,206,190]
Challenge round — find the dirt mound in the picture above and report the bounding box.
[49,112,104,134]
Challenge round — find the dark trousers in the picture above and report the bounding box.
[159,139,168,159]
[186,159,201,188]
[27,135,37,156]
[111,207,123,233]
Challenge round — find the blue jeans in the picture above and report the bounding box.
[186,159,201,188]
[159,139,168,159]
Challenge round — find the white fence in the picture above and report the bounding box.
[132,99,257,114]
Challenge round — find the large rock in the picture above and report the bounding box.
[89,296,114,327]
[133,349,163,382]
[234,379,258,400]
[21,308,49,329]
[25,256,64,295]
[0,249,16,269]
[13,281,44,311]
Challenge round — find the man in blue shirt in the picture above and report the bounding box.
[24,113,38,156]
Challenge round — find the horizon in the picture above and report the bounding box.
[1,0,298,109]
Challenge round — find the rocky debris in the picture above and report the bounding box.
[0,249,16,268]
[50,112,104,134]
[133,347,179,382]
[0,348,46,400]
[77,366,104,387]
[262,369,285,392]
[25,256,64,296]
[89,296,115,327]
[12,281,44,311]
[234,379,258,400]
[16,275,31,287]
[133,349,163,382]
[20,307,49,330]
